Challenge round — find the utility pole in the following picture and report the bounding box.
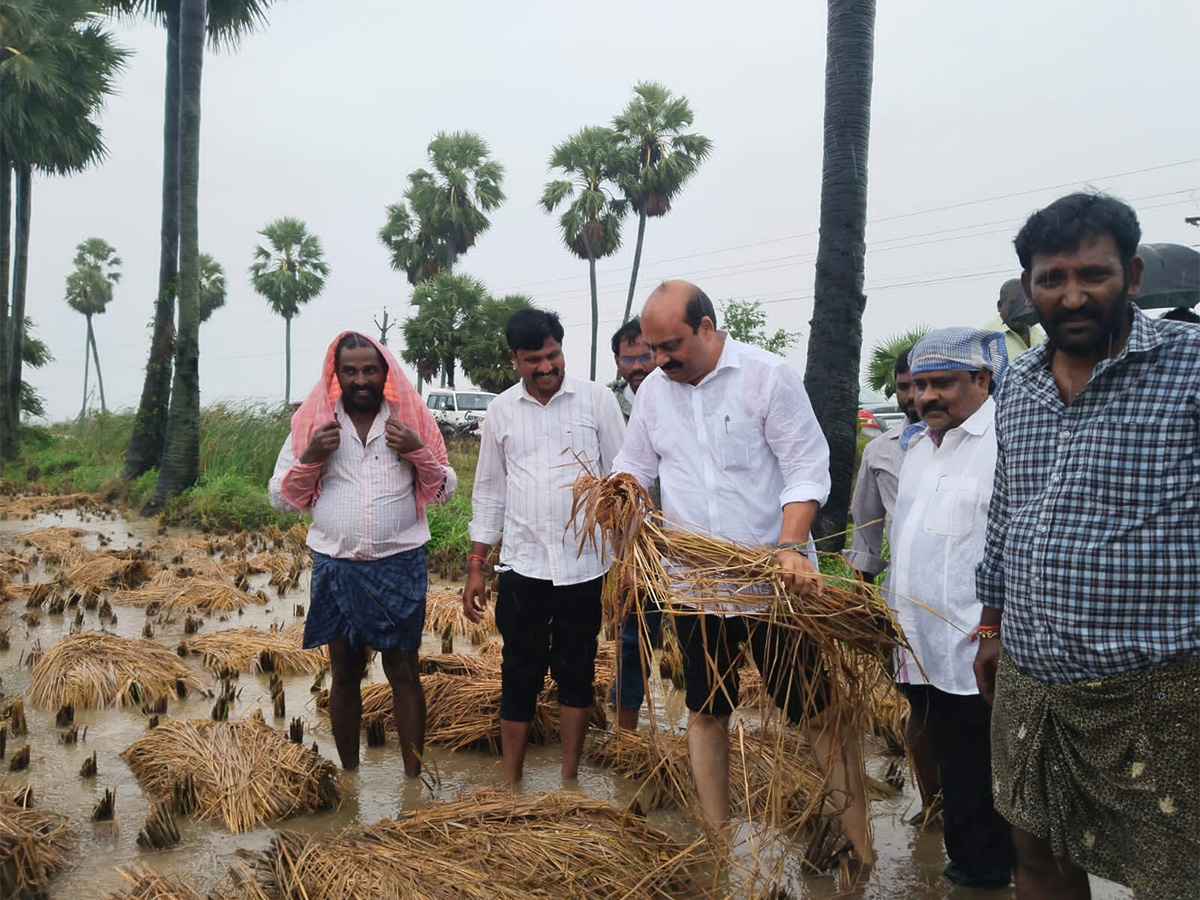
[374,309,393,346]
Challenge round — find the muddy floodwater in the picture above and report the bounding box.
[0,509,1131,900]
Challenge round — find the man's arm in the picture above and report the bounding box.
[611,384,660,488]
[268,420,341,512]
[595,387,627,476]
[463,411,506,621]
[974,436,1009,705]
[842,441,889,579]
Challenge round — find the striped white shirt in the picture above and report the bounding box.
[268,401,457,560]
[469,377,626,585]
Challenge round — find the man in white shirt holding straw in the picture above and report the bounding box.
[612,280,874,865]
[462,308,626,783]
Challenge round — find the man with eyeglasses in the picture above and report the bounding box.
[607,317,662,730]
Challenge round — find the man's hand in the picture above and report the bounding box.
[462,567,489,624]
[386,419,424,456]
[973,639,1000,706]
[299,420,340,464]
[774,549,823,596]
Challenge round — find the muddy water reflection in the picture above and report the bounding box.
[0,511,1129,899]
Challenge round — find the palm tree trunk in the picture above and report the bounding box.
[151,0,205,508]
[622,208,648,323]
[125,3,181,479]
[802,0,876,549]
[89,318,107,413]
[284,313,292,405]
[445,354,455,390]
[0,143,12,461]
[584,234,599,381]
[80,315,93,421]
[7,165,32,446]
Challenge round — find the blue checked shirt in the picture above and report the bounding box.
[977,307,1200,683]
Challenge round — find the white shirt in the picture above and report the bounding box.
[268,400,457,560]
[613,335,830,552]
[469,376,626,585]
[890,397,997,694]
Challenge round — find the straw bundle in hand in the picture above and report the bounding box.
[423,587,496,645]
[221,788,713,900]
[28,632,208,710]
[179,623,327,675]
[121,718,340,833]
[0,797,76,900]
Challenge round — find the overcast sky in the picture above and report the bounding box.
[23,0,1200,420]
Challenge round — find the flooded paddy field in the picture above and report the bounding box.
[0,505,1129,899]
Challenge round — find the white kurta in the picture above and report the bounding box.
[890,398,997,694]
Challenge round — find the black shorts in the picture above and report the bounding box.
[675,612,828,721]
[494,570,603,722]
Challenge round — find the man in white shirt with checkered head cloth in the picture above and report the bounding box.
[269,331,457,777]
[613,280,875,865]
[462,308,626,783]
[889,327,1014,889]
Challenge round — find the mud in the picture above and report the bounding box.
[0,509,1130,899]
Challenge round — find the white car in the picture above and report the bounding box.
[425,389,496,436]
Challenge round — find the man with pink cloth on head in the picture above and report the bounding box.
[269,331,456,776]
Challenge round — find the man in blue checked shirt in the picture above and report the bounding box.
[974,193,1199,900]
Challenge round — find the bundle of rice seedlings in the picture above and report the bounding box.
[418,652,500,678]
[63,551,154,598]
[167,537,214,563]
[110,571,262,613]
[222,788,712,900]
[571,471,911,740]
[0,797,76,900]
[179,624,326,675]
[424,587,495,645]
[19,527,89,564]
[121,718,340,833]
[28,632,208,710]
[108,865,202,900]
[0,551,32,579]
[165,556,232,582]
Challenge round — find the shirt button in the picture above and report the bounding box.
[1031,575,1041,585]
[1049,473,1060,483]
[1060,429,1071,439]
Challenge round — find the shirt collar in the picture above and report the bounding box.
[694,334,741,387]
[518,376,576,405]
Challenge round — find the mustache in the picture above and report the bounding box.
[921,402,948,416]
[661,360,682,370]
[1050,302,1104,325]
[533,368,561,378]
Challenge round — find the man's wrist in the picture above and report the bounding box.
[775,541,808,553]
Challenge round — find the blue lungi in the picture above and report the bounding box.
[304,547,427,653]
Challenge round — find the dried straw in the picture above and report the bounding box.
[0,493,100,521]
[110,570,263,613]
[19,527,89,564]
[121,718,340,833]
[62,550,154,597]
[0,797,76,900]
[108,866,203,900]
[424,586,496,645]
[221,788,712,900]
[28,632,208,710]
[179,623,327,675]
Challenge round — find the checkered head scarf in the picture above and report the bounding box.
[909,327,1009,380]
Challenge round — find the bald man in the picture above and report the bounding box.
[986,278,1045,361]
[612,280,874,864]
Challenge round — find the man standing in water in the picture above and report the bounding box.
[269,331,455,776]
[613,280,875,865]
[463,308,626,782]
[976,193,1199,899]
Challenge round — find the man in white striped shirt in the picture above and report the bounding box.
[462,308,626,782]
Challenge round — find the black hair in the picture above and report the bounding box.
[505,308,564,352]
[1162,306,1200,324]
[1013,193,1141,273]
[894,346,913,376]
[681,285,717,333]
[335,332,386,371]
[611,317,643,355]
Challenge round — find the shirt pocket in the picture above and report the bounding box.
[924,474,979,537]
[563,419,601,468]
[714,416,760,471]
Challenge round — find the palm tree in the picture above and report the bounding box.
[460,293,533,394]
[613,82,712,322]
[0,0,128,456]
[865,327,928,398]
[802,0,877,548]
[540,126,629,380]
[379,131,505,283]
[149,0,205,507]
[64,237,121,418]
[119,0,272,480]
[197,252,226,324]
[249,217,330,404]
[400,272,488,391]
[19,317,52,419]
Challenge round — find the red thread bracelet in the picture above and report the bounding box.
[468,554,489,566]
